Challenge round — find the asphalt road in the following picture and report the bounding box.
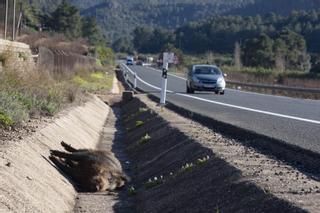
[123,64,320,154]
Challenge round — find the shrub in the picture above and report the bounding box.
[0,111,14,127]
[0,91,28,127]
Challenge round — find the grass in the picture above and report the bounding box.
[135,120,145,128]
[0,49,114,128]
[139,107,149,113]
[138,133,151,145]
[127,186,137,196]
[72,71,113,92]
[144,176,164,189]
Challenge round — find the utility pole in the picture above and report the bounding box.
[4,0,8,39]
[13,0,16,41]
[16,1,23,37]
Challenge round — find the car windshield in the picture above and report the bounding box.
[194,66,221,75]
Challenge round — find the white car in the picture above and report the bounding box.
[186,64,226,95]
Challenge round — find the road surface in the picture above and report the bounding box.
[122,64,320,154]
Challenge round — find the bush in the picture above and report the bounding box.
[0,91,28,127]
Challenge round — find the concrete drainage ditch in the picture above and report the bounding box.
[120,94,319,213]
[1,92,319,212]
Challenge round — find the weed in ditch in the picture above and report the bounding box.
[180,163,194,173]
[127,186,137,196]
[178,155,212,175]
[138,133,151,145]
[139,107,148,113]
[144,176,164,189]
[0,111,14,127]
[216,206,220,213]
[135,120,144,127]
[197,155,210,166]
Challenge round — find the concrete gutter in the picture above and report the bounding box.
[111,75,120,94]
[0,95,110,212]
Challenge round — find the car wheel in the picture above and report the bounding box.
[187,86,194,94]
[214,91,219,94]
[220,90,225,95]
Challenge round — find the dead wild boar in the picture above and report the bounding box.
[49,141,128,192]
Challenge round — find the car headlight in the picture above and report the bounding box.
[217,77,224,84]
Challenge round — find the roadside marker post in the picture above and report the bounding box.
[160,52,174,105]
[134,71,137,89]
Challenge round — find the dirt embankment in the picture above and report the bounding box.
[0,95,110,212]
[121,95,320,213]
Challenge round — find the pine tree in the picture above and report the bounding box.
[50,0,82,38]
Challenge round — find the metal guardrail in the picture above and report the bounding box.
[227,81,320,94]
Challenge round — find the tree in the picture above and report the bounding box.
[50,0,82,38]
[242,34,274,68]
[112,37,133,53]
[132,27,153,53]
[82,16,104,45]
[95,46,115,65]
[234,41,242,69]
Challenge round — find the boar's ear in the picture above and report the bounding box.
[121,174,130,182]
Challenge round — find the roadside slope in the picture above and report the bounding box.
[121,95,320,212]
[0,95,109,212]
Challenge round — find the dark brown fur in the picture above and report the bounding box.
[49,141,128,192]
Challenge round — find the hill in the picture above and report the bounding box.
[28,0,320,41]
[230,0,320,16]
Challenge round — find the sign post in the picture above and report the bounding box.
[160,52,174,105]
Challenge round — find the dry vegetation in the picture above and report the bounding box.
[0,49,114,129]
[18,32,89,55]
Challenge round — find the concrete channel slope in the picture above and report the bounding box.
[122,95,320,212]
[122,64,320,154]
[0,96,109,212]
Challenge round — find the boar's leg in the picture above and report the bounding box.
[50,150,85,162]
[61,141,78,152]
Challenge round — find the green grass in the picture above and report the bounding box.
[135,120,144,127]
[0,64,114,128]
[127,186,137,196]
[73,71,113,92]
[138,133,151,145]
[144,176,163,189]
[0,91,28,127]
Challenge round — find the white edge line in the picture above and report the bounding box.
[122,64,320,125]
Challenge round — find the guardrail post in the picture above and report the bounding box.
[134,71,137,89]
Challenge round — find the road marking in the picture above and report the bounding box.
[122,64,320,125]
[149,66,317,101]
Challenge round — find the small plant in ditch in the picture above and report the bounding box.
[127,186,137,196]
[180,162,195,173]
[196,155,210,166]
[179,155,211,175]
[138,133,151,145]
[135,120,144,127]
[138,107,148,113]
[144,176,164,189]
